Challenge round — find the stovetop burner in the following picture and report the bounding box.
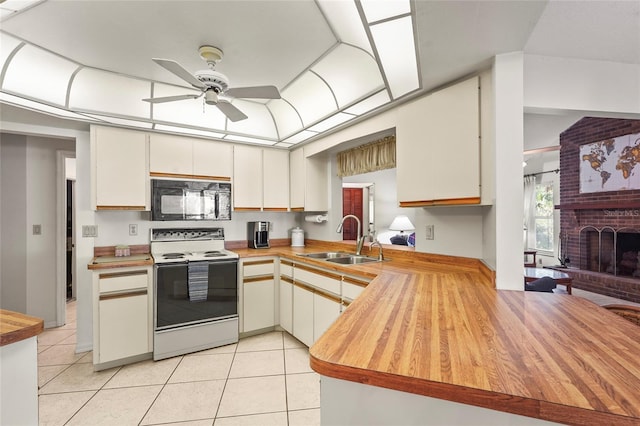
[151,228,238,264]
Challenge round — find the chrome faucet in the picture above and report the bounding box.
[336,214,364,255]
[369,239,384,261]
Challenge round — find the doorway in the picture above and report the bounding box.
[57,151,76,326]
[342,187,363,241]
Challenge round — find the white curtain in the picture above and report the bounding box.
[523,175,537,249]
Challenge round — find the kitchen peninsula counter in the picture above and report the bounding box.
[233,240,640,425]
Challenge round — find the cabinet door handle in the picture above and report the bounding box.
[99,289,147,301]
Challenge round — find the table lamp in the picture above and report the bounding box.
[389,215,415,240]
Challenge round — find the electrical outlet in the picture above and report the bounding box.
[425,225,434,240]
[32,224,42,235]
[129,224,138,236]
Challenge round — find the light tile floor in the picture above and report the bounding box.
[37,301,320,426]
[38,289,639,425]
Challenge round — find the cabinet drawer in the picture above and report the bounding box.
[280,261,293,278]
[342,276,369,301]
[243,259,275,278]
[99,270,148,294]
[295,264,340,295]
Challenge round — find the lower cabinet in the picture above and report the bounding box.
[93,267,152,370]
[313,291,341,340]
[241,258,276,333]
[280,276,294,334]
[293,283,315,347]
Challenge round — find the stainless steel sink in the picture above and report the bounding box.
[325,255,380,265]
[298,251,351,259]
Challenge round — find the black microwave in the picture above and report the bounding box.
[151,179,231,221]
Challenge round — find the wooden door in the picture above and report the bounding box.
[342,188,363,241]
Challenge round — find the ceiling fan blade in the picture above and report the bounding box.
[225,85,281,99]
[216,100,248,122]
[152,58,207,90]
[142,94,201,103]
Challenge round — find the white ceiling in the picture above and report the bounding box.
[1,0,638,148]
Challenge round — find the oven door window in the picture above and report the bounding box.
[155,260,238,330]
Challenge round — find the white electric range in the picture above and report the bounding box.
[150,228,239,360]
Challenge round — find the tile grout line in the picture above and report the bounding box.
[283,332,291,426]
[137,355,187,425]
[212,340,239,422]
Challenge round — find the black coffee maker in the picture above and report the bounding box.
[248,221,270,249]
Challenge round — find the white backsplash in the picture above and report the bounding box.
[94,210,301,247]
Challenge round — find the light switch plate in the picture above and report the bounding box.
[82,225,97,237]
[425,225,434,240]
[33,224,42,235]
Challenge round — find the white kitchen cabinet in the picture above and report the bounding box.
[289,148,328,212]
[241,258,276,333]
[313,290,341,341]
[280,276,294,334]
[149,133,233,180]
[193,139,233,179]
[93,267,152,370]
[396,76,480,207]
[279,260,294,334]
[263,149,289,211]
[290,148,305,211]
[233,145,263,210]
[293,283,314,347]
[91,125,149,210]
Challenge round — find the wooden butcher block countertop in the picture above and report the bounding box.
[235,240,640,425]
[0,309,44,346]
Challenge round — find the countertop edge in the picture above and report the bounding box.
[0,309,44,347]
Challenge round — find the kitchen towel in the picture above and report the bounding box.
[187,263,209,302]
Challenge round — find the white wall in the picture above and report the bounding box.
[0,134,27,313]
[524,55,640,115]
[493,52,525,291]
[0,133,75,326]
[93,210,299,247]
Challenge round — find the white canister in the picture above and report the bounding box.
[291,227,305,247]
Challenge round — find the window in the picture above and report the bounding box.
[534,183,554,251]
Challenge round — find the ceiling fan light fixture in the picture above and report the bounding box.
[199,45,223,66]
[205,90,218,105]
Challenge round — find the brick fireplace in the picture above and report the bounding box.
[559,117,640,303]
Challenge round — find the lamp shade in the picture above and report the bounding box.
[389,215,414,232]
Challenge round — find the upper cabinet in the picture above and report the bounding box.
[233,146,290,211]
[263,149,289,211]
[149,133,233,181]
[397,76,480,207]
[289,148,328,212]
[233,145,263,211]
[91,126,149,210]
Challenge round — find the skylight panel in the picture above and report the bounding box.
[343,90,390,115]
[268,99,303,140]
[69,68,150,118]
[3,44,78,106]
[307,112,355,133]
[369,15,419,99]
[281,71,336,127]
[316,0,373,55]
[360,0,411,23]
[311,44,384,108]
[283,130,317,145]
[226,99,278,140]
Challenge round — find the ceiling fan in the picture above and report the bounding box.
[143,45,281,122]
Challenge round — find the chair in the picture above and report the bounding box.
[603,304,640,326]
[524,276,557,292]
[524,250,537,267]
